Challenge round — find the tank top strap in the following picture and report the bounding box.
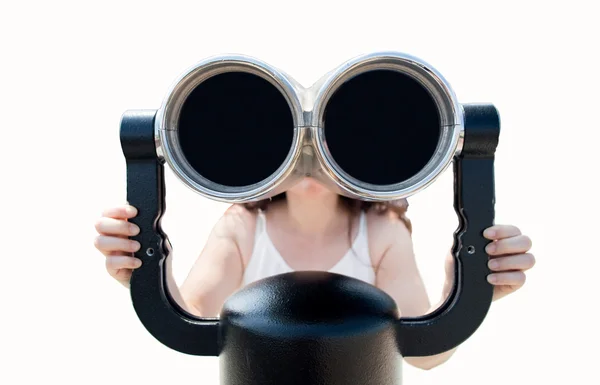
[350,210,371,264]
[254,210,267,240]
[359,209,367,233]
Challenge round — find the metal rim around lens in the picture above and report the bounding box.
[311,51,465,201]
[155,54,305,203]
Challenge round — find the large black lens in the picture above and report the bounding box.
[178,72,294,187]
[323,70,440,186]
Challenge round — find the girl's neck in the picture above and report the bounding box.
[278,193,348,238]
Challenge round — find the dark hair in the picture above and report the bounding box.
[243,193,412,234]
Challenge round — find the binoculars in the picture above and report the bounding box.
[120,51,500,385]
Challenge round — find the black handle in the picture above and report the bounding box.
[120,110,220,356]
[396,104,500,357]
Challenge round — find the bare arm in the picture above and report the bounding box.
[176,205,256,317]
[374,217,456,370]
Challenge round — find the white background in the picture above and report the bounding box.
[1,1,598,384]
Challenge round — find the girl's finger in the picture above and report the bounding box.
[486,234,532,255]
[106,256,143,271]
[102,205,138,220]
[488,253,536,271]
[105,250,133,257]
[484,224,521,240]
[95,217,139,237]
[487,271,526,286]
[94,235,140,254]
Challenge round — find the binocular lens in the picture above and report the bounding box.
[323,70,440,186]
[178,71,295,187]
[160,54,458,201]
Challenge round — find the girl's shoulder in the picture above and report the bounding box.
[365,204,413,267]
[364,199,411,236]
[217,204,260,263]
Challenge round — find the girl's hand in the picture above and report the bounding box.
[94,205,142,288]
[484,225,536,301]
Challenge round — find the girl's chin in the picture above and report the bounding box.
[288,177,331,196]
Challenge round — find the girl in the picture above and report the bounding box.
[94,176,535,370]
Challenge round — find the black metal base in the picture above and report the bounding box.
[120,104,500,384]
[220,272,401,385]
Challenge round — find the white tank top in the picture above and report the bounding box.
[242,210,376,286]
[242,211,402,380]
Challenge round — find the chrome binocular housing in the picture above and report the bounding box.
[155,51,464,202]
